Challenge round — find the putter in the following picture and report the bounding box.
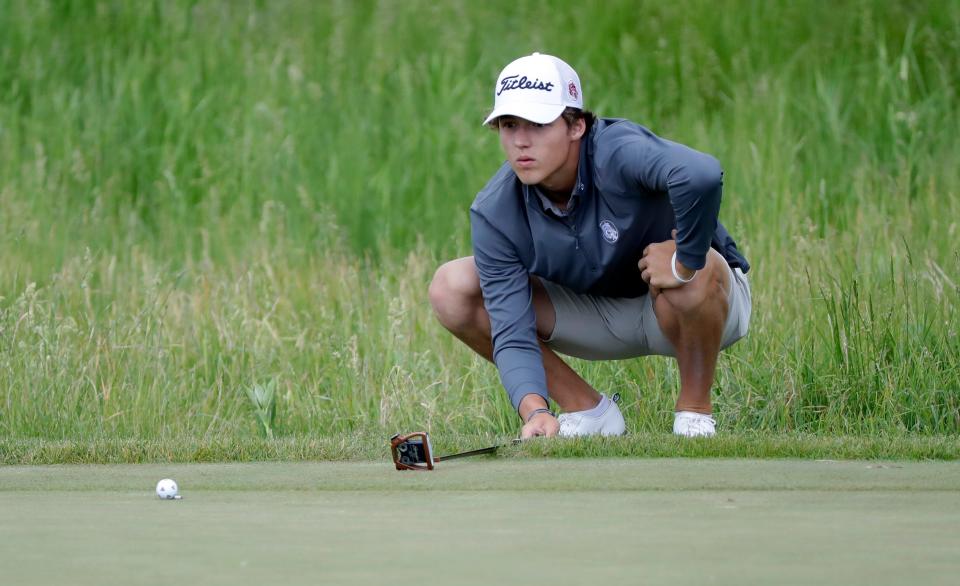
[390,432,517,471]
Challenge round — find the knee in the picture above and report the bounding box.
[657,252,730,316]
[428,258,482,330]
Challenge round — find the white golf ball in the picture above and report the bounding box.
[156,478,179,499]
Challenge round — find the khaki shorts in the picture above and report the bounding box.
[540,265,751,360]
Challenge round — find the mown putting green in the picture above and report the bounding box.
[2,459,959,585]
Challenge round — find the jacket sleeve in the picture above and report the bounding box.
[613,133,723,270]
[470,210,547,411]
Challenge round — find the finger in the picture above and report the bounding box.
[642,244,650,257]
[637,258,647,271]
[671,229,678,240]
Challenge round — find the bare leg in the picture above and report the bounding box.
[428,257,600,412]
[649,249,732,414]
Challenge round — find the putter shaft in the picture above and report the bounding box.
[434,445,499,462]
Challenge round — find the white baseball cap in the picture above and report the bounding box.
[483,52,583,125]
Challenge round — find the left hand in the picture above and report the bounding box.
[637,230,696,292]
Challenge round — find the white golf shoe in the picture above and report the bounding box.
[673,411,716,437]
[557,394,626,437]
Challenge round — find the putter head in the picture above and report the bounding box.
[390,432,435,471]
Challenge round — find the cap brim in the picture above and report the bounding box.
[482,103,565,126]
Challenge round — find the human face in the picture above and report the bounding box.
[497,116,585,192]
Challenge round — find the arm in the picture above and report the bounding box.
[470,211,549,412]
[617,132,724,271]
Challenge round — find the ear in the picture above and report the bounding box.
[568,117,586,141]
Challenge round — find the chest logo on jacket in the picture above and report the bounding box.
[599,220,619,244]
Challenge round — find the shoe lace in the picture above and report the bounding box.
[681,413,716,435]
[557,413,580,435]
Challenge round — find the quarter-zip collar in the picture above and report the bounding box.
[572,126,594,197]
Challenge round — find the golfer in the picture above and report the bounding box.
[429,53,751,439]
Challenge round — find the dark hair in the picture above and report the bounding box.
[486,107,597,132]
[560,107,596,133]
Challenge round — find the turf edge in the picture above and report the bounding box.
[1,432,958,464]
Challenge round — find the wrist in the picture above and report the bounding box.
[671,250,697,283]
[524,407,556,423]
[518,393,549,422]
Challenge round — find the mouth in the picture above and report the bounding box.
[515,156,535,168]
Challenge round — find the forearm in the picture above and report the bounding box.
[669,154,723,271]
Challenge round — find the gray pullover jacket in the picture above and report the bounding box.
[470,118,749,410]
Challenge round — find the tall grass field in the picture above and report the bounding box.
[1,0,957,456]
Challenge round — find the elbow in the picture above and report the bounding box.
[691,155,723,194]
[667,153,723,195]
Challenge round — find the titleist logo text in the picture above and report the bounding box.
[497,75,555,96]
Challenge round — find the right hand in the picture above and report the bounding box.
[520,412,560,439]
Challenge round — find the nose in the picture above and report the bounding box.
[512,126,531,148]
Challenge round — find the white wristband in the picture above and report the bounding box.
[671,250,697,283]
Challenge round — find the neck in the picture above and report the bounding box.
[540,185,571,207]
[539,140,582,204]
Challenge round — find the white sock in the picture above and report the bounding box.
[578,394,610,417]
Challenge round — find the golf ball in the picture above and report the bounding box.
[156,478,179,499]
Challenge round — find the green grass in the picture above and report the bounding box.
[1,0,958,449]
[2,461,960,585]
